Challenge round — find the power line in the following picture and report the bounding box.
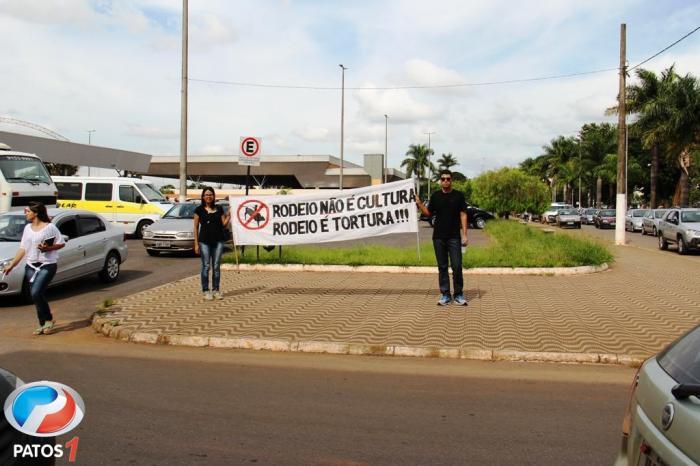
[629,25,700,71]
[187,26,699,91]
[188,68,619,91]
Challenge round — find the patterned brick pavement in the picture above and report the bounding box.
[95,244,700,361]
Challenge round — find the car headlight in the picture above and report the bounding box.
[0,258,12,273]
[175,231,194,239]
[142,229,154,239]
[689,229,700,237]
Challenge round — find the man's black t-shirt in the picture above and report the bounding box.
[429,190,467,239]
[195,204,225,244]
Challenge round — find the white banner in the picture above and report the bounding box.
[229,179,418,245]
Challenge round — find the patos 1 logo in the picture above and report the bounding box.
[4,381,85,436]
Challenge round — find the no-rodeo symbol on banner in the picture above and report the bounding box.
[237,200,270,230]
[240,137,261,157]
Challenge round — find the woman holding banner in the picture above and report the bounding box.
[194,187,230,300]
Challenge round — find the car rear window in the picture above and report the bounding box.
[657,325,700,384]
[56,182,82,200]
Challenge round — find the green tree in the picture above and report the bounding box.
[471,168,550,217]
[541,136,578,202]
[401,144,434,198]
[44,162,78,176]
[579,123,617,207]
[436,153,458,171]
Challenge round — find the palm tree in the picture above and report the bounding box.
[623,67,678,208]
[437,153,458,171]
[541,136,578,202]
[401,144,433,198]
[648,73,700,206]
[579,123,617,207]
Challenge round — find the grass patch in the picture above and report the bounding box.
[223,220,613,268]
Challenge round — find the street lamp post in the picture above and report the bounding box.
[87,130,95,176]
[339,64,347,190]
[384,114,388,184]
[179,0,188,203]
[425,131,435,196]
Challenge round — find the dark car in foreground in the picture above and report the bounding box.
[614,323,700,466]
[419,203,495,229]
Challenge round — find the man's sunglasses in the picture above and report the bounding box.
[440,177,452,181]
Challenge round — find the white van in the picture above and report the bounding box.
[0,143,58,213]
[53,176,173,237]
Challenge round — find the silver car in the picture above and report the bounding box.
[143,202,231,256]
[614,323,700,466]
[657,208,700,255]
[642,209,668,236]
[0,209,128,299]
[555,209,581,228]
[582,208,597,225]
[625,209,650,232]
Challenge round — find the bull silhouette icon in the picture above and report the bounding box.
[243,204,266,226]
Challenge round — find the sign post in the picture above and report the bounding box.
[239,137,262,255]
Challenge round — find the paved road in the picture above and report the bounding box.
[0,240,200,336]
[0,339,633,466]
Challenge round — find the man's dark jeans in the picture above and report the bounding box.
[432,238,463,297]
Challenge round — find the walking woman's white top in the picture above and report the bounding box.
[20,223,64,264]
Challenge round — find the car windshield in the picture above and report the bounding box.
[558,210,577,215]
[600,210,615,216]
[0,214,27,241]
[136,183,166,202]
[654,210,667,218]
[657,325,700,384]
[633,210,649,217]
[681,211,700,223]
[164,203,197,219]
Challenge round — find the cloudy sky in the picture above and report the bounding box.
[1,0,698,178]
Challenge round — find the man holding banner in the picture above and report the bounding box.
[415,170,469,306]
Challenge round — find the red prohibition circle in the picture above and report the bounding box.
[237,200,270,230]
[240,137,260,157]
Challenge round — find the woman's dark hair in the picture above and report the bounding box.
[27,201,50,223]
[200,187,216,207]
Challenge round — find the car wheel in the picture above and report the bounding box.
[641,228,646,236]
[475,217,486,229]
[146,249,160,257]
[99,251,121,283]
[658,234,668,250]
[652,226,657,237]
[677,237,688,255]
[135,220,153,239]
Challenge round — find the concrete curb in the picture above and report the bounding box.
[221,263,609,276]
[91,315,644,367]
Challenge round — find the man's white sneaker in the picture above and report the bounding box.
[212,291,223,300]
[204,291,213,300]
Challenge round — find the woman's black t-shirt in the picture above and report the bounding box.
[195,205,225,244]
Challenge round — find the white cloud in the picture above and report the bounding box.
[294,126,329,142]
[125,124,178,139]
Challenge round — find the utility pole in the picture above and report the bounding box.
[384,114,388,183]
[339,64,347,190]
[578,141,582,208]
[615,23,627,246]
[425,131,435,196]
[179,0,188,203]
[87,130,95,176]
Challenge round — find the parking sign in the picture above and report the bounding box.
[240,136,261,166]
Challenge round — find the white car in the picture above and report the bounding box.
[625,209,650,232]
[0,209,128,299]
[542,203,573,224]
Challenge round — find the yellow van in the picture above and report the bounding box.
[53,176,172,237]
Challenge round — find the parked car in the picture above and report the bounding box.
[555,209,581,228]
[0,209,127,300]
[641,209,668,236]
[594,209,616,229]
[625,209,650,232]
[541,203,573,224]
[613,323,700,466]
[657,208,700,255]
[581,208,597,225]
[143,202,232,256]
[419,203,495,229]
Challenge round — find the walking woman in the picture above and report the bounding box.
[193,187,230,300]
[4,202,65,335]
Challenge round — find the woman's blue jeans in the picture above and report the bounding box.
[24,263,57,326]
[200,242,224,292]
